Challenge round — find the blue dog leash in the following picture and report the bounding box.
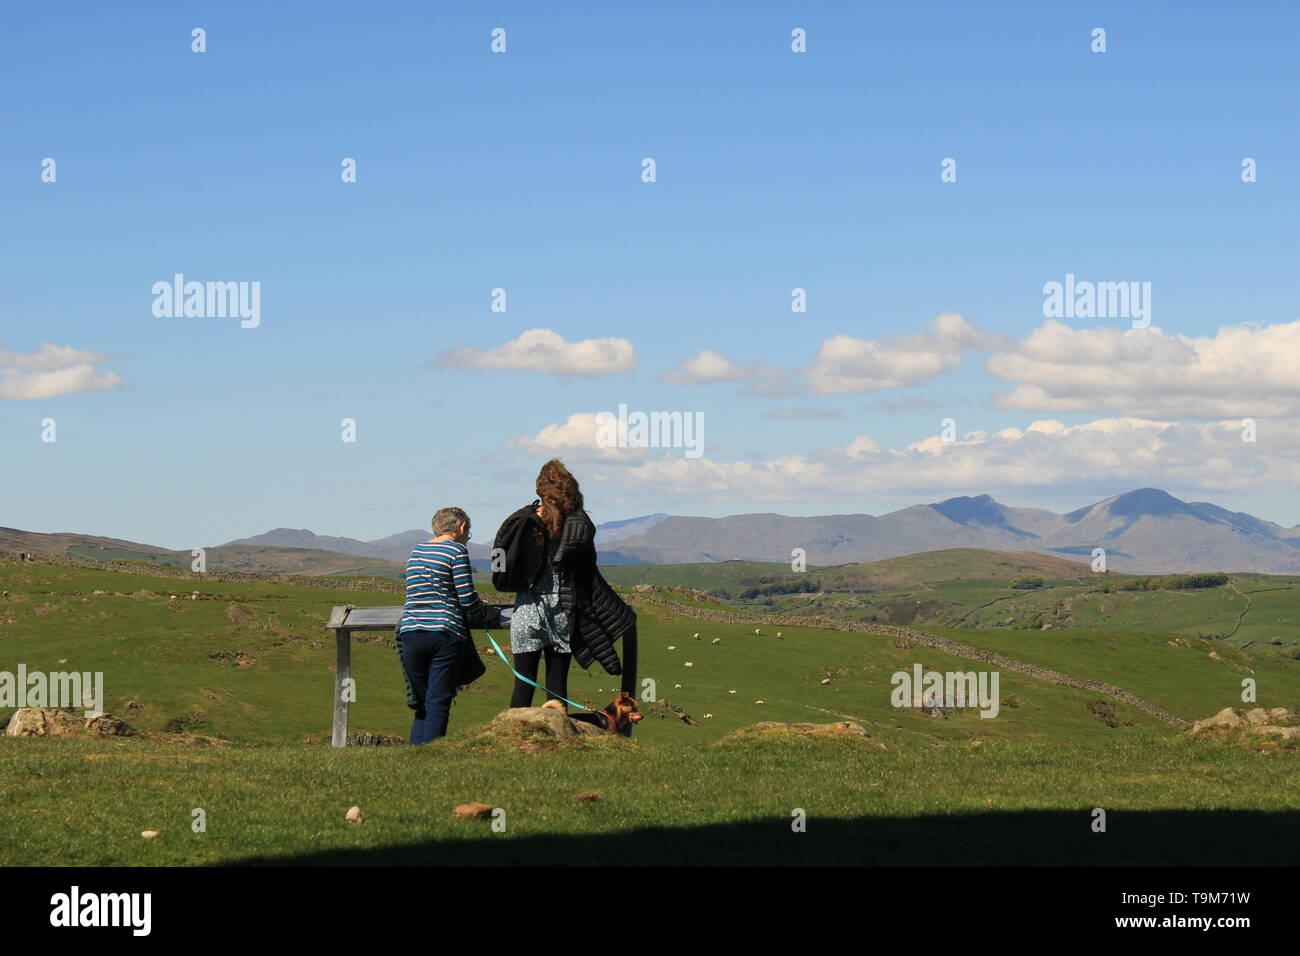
[484,631,595,714]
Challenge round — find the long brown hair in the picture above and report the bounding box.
[536,459,583,538]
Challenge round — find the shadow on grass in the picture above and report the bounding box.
[227,809,1300,866]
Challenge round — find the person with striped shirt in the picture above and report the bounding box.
[398,506,490,744]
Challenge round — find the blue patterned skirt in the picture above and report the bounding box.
[510,563,572,654]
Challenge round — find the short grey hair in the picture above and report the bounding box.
[432,506,469,536]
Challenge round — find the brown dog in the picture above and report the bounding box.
[543,692,642,735]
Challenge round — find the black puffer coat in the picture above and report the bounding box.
[553,510,635,674]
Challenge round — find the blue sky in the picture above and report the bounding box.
[3,0,1298,550]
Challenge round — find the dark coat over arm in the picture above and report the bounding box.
[553,510,636,674]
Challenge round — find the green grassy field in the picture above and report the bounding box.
[2,556,1297,866]
[8,734,1298,866]
[604,552,1300,659]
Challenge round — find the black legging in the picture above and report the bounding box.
[510,648,572,708]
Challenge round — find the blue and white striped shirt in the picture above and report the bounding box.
[398,540,485,637]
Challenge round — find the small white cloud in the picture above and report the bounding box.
[662,347,796,397]
[662,349,751,385]
[803,312,999,394]
[509,412,646,463]
[430,328,635,378]
[0,344,124,400]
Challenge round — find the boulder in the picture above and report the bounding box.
[489,706,604,739]
[5,708,135,738]
[1188,708,1246,733]
[1188,707,1297,739]
[1246,725,1300,739]
[456,706,612,755]
[1245,708,1272,727]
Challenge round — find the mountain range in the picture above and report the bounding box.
[6,489,1298,576]
[222,514,675,566]
[596,488,1300,574]
[218,488,1300,574]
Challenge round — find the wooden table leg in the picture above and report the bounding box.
[331,628,351,747]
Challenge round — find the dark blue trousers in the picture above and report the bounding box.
[399,629,462,744]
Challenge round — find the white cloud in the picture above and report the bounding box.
[803,312,1001,394]
[986,319,1300,417]
[546,416,1300,501]
[662,313,995,398]
[0,344,124,399]
[662,347,799,396]
[509,412,647,463]
[430,328,635,377]
[662,349,751,384]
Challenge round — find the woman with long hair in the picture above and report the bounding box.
[508,459,638,731]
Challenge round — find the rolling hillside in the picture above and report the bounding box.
[602,549,1300,657]
[0,528,407,580]
[605,489,1300,574]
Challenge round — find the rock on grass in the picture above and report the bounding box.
[716,720,879,745]
[5,708,135,738]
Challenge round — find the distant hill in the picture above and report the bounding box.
[223,515,671,567]
[593,513,670,544]
[9,489,1299,578]
[606,489,1300,574]
[0,527,174,559]
[225,527,437,563]
[0,528,406,580]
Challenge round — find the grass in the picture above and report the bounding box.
[911,625,1300,720]
[2,556,1298,866]
[4,733,1297,866]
